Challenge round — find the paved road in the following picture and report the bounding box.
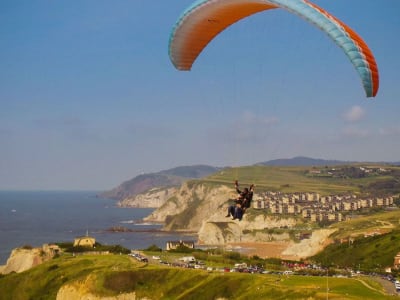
[372,276,399,297]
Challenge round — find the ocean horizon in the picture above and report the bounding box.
[0,190,197,264]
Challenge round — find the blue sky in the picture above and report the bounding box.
[0,0,399,190]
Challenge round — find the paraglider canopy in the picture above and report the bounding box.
[169,0,379,97]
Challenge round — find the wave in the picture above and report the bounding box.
[120,220,161,226]
[135,222,160,226]
[120,220,136,224]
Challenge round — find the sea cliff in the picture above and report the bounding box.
[56,281,139,300]
[117,187,177,208]
[141,181,335,259]
[0,244,59,274]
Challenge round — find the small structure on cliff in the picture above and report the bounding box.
[73,230,95,248]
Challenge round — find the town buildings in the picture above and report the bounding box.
[253,191,394,223]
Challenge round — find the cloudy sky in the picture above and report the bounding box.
[1,0,399,190]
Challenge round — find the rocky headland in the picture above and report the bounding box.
[117,187,177,208]
[0,244,60,274]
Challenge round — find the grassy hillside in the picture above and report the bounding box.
[330,209,400,240]
[0,254,397,300]
[311,210,400,272]
[312,230,400,272]
[204,165,400,195]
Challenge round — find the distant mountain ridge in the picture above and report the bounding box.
[256,156,351,166]
[100,165,220,200]
[257,156,400,166]
[158,165,221,178]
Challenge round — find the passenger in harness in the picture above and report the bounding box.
[226,180,254,221]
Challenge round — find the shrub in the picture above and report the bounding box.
[144,244,162,252]
[223,251,241,260]
[98,244,130,254]
[48,264,59,271]
[169,245,194,253]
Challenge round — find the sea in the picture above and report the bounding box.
[0,191,197,265]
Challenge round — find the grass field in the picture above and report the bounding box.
[0,254,398,300]
[330,209,400,239]
[203,165,400,195]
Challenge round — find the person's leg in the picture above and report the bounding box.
[236,206,243,220]
[233,205,242,220]
[226,205,234,217]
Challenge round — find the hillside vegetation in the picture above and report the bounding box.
[312,229,400,271]
[204,165,400,195]
[0,254,397,300]
[311,210,400,272]
[330,209,400,239]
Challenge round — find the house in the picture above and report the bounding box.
[43,244,61,256]
[394,252,400,269]
[166,240,195,251]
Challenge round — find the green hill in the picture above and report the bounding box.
[0,254,397,300]
[311,210,400,272]
[312,229,400,272]
[204,164,400,195]
[329,209,400,240]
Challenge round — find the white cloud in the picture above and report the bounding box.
[342,105,365,122]
[341,126,369,138]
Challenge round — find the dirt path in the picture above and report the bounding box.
[355,278,386,295]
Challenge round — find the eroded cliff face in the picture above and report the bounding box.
[282,229,336,259]
[143,183,301,242]
[0,244,59,274]
[143,182,233,230]
[140,182,335,259]
[117,187,177,208]
[57,283,140,300]
[143,182,302,236]
[198,214,297,244]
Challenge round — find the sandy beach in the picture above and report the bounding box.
[225,241,297,260]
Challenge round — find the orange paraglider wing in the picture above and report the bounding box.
[169,0,379,97]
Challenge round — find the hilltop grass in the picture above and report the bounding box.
[330,209,400,239]
[0,254,397,300]
[0,254,137,300]
[203,165,400,195]
[204,165,360,195]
